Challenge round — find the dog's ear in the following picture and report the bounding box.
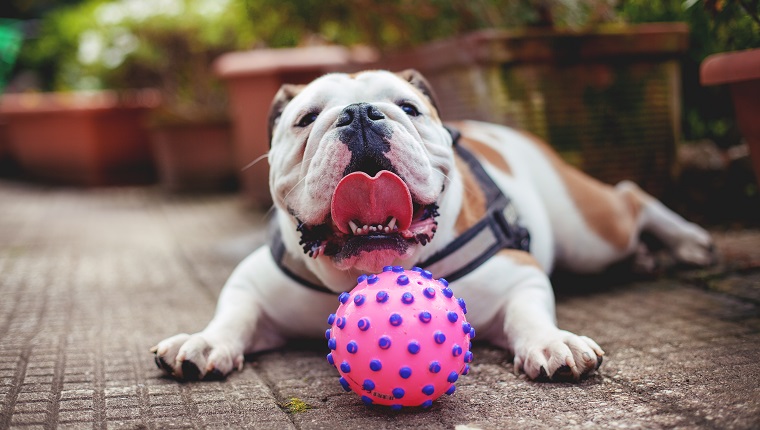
[396,69,441,115]
[268,84,305,146]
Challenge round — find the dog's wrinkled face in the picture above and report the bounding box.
[268,70,455,273]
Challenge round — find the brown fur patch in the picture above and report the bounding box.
[498,249,543,269]
[454,154,487,234]
[458,136,512,176]
[518,131,644,251]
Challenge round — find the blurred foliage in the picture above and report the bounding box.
[20,0,258,122]
[619,0,760,146]
[11,0,760,138]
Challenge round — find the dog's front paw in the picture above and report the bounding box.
[513,330,604,382]
[150,333,244,381]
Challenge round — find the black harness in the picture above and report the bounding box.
[269,142,530,294]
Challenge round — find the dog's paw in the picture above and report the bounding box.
[512,330,604,382]
[670,222,715,267]
[150,333,244,381]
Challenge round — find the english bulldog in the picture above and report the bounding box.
[152,70,714,382]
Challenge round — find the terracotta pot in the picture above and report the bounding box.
[214,46,377,208]
[701,48,760,187]
[149,121,236,193]
[0,90,160,186]
[379,23,690,197]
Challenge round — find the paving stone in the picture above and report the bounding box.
[0,181,757,429]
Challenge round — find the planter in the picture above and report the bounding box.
[700,48,760,187]
[0,90,160,186]
[214,46,377,208]
[149,121,236,193]
[380,23,690,197]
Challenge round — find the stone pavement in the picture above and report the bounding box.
[0,180,758,429]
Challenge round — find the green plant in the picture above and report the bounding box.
[619,0,760,146]
[23,0,257,122]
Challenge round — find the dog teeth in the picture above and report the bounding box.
[388,217,397,230]
[348,218,400,236]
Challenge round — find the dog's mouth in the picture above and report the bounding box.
[296,170,439,262]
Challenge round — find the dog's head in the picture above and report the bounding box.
[268,70,456,278]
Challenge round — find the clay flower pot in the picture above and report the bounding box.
[701,48,760,186]
[0,90,159,186]
[214,46,376,208]
[149,120,236,193]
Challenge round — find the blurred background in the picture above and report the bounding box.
[0,0,759,227]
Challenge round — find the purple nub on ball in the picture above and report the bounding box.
[422,270,433,279]
[452,344,463,357]
[341,361,351,373]
[347,341,358,354]
[411,266,423,272]
[399,366,412,379]
[376,291,389,303]
[419,311,432,323]
[354,294,366,306]
[470,327,476,339]
[367,274,379,284]
[392,387,405,398]
[382,266,393,272]
[327,313,336,325]
[442,287,454,298]
[397,275,410,286]
[339,292,350,304]
[462,322,472,334]
[447,371,459,383]
[363,379,376,390]
[465,351,474,363]
[389,313,403,326]
[328,339,336,350]
[326,353,334,365]
[447,312,458,323]
[325,328,332,340]
[357,274,368,284]
[391,404,403,411]
[438,278,449,287]
[392,266,405,273]
[429,361,441,373]
[433,331,446,344]
[463,364,470,375]
[422,385,435,395]
[378,335,391,349]
[446,385,456,395]
[358,317,370,331]
[458,297,467,313]
[339,377,351,392]
[336,317,346,329]
[401,292,414,304]
[423,287,436,299]
[421,400,433,409]
[407,341,421,354]
[361,395,373,405]
[370,359,383,371]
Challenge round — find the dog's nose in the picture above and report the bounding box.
[336,103,385,127]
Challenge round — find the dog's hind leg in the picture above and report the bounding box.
[616,180,714,267]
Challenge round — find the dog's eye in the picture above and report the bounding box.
[399,103,420,117]
[296,112,319,127]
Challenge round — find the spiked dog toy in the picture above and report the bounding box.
[325,267,474,409]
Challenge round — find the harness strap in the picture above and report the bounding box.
[269,141,530,294]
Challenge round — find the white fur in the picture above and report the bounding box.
[153,71,713,381]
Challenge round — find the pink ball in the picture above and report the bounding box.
[326,266,474,409]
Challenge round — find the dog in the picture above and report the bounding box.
[151,70,714,382]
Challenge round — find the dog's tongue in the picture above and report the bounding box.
[331,170,413,235]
